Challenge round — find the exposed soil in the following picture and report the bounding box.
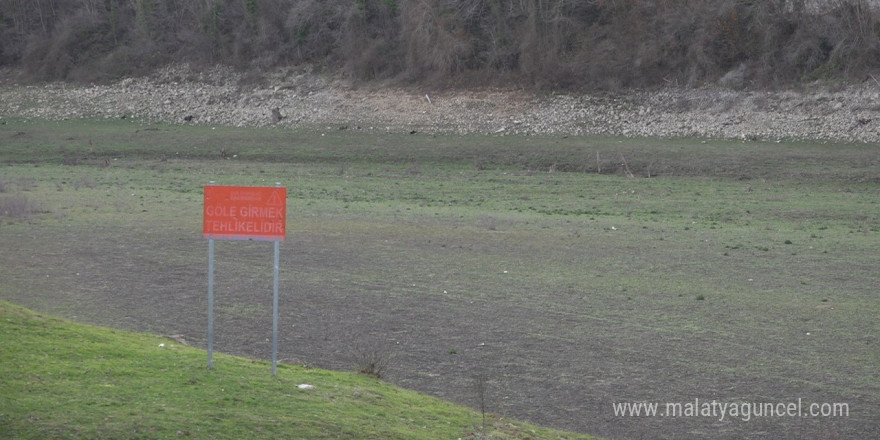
[2,213,874,440]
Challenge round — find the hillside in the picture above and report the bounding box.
[2,0,880,90]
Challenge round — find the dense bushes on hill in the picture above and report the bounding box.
[1,0,879,89]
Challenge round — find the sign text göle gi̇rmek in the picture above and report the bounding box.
[203,184,287,375]
[203,185,286,241]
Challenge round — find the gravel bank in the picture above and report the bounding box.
[2,65,880,143]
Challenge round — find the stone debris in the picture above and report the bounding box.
[2,64,879,143]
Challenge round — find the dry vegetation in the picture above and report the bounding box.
[2,0,880,89]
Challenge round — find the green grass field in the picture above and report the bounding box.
[1,117,878,439]
[0,301,592,440]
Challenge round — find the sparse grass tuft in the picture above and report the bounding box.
[0,194,40,220]
[73,174,97,190]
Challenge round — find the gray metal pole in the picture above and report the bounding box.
[272,238,280,376]
[272,182,281,376]
[208,238,215,370]
[207,180,216,371]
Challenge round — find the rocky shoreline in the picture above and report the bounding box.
[2,65,880,143]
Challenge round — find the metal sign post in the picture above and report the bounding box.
[204,182,287,375]
[208,237,215,370]
[272,239,280,376]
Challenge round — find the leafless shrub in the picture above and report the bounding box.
[473,372,488,429]
[61,155,80,166]
[17,177,37,191]
[73,174,97,190]
[406,162,423,176]
[352,339,393,379]
[476,215,498,231]
[0,194,40,220]
[284,0,350,63]
[400,0,472,81]
[719,63,747,89]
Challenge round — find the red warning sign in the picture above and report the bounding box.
[204,185,287,241]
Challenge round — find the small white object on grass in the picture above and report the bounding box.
[297,384,315,390]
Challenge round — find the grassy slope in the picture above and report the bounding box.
[0,301,592,440]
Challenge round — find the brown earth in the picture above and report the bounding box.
[2,208,873,440]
